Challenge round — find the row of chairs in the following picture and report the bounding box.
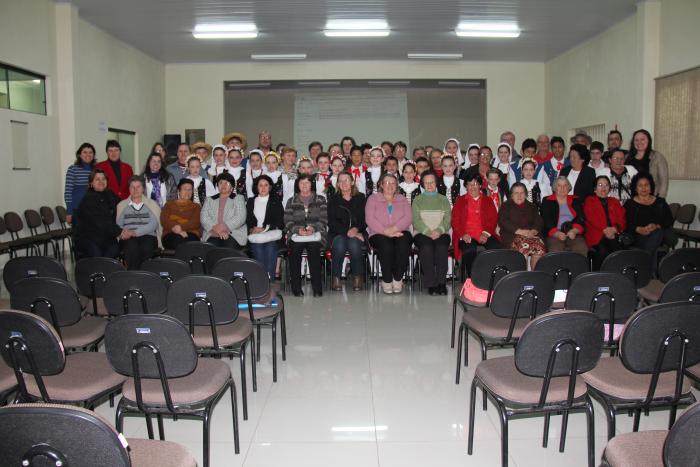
[670,202,700,247]
[0,206,72,260]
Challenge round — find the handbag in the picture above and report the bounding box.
[248,228,283,244]
[291,232,322,243]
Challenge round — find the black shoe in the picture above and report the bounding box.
[439,284,448,295]
[428,286,436,296]
[313,290,323,297]
[292,290,304,297]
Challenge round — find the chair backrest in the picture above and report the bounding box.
[3,256,67,295]
[659,272,700,303]
[470,249,527,300]
[102,270,168,316]
[565,272,638,323]
[174,241,215,273]
[166,275,239,326]
[23,209,43,231]
[600,249,652,288]
[0,216,6,236]
[3,211,25,234]
[490,271,555,319]
[657,248,700,283]
[105,314,198,378]
[0,404,131,467]
[205,247,247,272]
[10,277,82,328]
[675,203,696,226]
[664,402,700,466]
[0,310,65,376]
[516,310,603,377]
[534,251,589,290]
[620,302,700,374]
[74,257,125,298]
[210,257,271,300]
[39,205,56,228]
[669,202,681,221]
[55,206,68,226]
[141,257,191,283]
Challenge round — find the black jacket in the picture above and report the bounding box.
[327,192,367,240]
[541,194,585,238]
[75,189,122,248]
[246,196,285,231]
[559,165,597,199]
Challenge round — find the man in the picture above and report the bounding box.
[95,139,134,200]
[308,141,323,162]
[539,136,570,186]
[602,129,627,163]
[571,132,592,147]
[191,142,212,164]
[500,131,521,162]
[166,142,203,183]
[256,130,272,155]
[535,134,553,164]
[412,146,427,160]
[222,132,247,151]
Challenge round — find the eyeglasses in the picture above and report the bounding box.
[596,183,609,187]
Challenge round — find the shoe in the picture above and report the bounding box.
[313,290,323,297]
[381,281,393,294]
[352,275,363,291]
[292,290,304,297]
[332,277,342,291]
[392,279,403,293]
[428,286,436,296]
[439,284,448,295]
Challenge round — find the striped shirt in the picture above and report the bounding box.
[64,163,93,215]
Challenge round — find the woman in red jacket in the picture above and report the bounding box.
[94,139,134,200]
[583,175,627,270]
[452,173,501,278]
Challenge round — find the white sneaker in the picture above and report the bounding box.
[392,280,403,293]
[381,281,393,294]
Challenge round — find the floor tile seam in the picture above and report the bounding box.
[364,290,381,465]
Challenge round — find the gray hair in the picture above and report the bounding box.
[553,175,572,192]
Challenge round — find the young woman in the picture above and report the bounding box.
[437,155,463,207]
[160,178,201,250]
[264,151,285,202]
[494,142,514,176]
[466,144,480,168]
[328,155,346,196]
[226,148,247,197]
[315,152,332,195]
[362,147,385,196]
[142,152,176,208]
[207,144,230,180]
[74,168,122,259]
[245,149,265,198]
[247,175,284,280]
[625,129,669,198]
[64,142,96,224]
[443,138,464,168]
[399,162,421,205]
[186,156,216,205]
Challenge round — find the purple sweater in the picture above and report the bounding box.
[365,193,412,237]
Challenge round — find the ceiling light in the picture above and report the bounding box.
[367,80,410,85]
[438,81,481,86]
[193,23,258,39]
[297,81,341,86]
[455,21,520,38]
[251,54,307,60]
[407,53,463,60]
[324,19,390,37]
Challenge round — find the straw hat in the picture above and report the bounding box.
[190,141,212,156]
[221,132,248,149]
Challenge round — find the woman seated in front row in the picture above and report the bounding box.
[74,168,122,259]
[541,176,588,257]
[497,182,546,268]
[160,178,201,250]
[247,174,285,281]
[116,175,161,269]
[200,172,247,249]
[583,175,627,270]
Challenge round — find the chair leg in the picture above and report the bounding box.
[496,402,509,467]
[145,413,155,439]
[467,378,478,454]
[271,317,278,383]
[559,410,569,452]
[601,398,616,440]
[157,414,165,441]
[456,323,464,384]
[256,324,262,362]
[669,404,679,428]
[230,381,240,454]
[202,411,211,467]
[250,334,257,392]
[585,396,596,467]
[451,298,457,348]
[542,413,550,447]
[240,343,248,421]
[115,404,125,433]
[632,408,642,432]
[280,312,287,361]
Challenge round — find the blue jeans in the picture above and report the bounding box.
[331,235,364,278]
[249,241,279,279]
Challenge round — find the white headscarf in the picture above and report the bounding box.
[442,138,464,168]
[207,144,230,177]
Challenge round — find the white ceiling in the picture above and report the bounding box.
[70,0,640,63]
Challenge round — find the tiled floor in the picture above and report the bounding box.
[82,281,695,467]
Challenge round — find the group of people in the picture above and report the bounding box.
[63,127,675,296]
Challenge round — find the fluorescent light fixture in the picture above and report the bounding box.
[455,21,520,38]
[324,19,390,37]
[32,79,41,84]
[407,53,463,60]
[368,80,410,85]
[193,23,258,39]
[297,81,341,86]
[438,80,481,86]
[251,54,307,60]
[226,82,271,88]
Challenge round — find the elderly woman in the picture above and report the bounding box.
[366,173,413,294]
[116,176,161,270]
[625,129,669,198]
[412,172,452,296]
[541,176,588,257]
[142,152,176,208]
[452,173,502,278]
[246,175,284,280]
[584,175,627,270]
[285,173,328,297]
[200,172,247,249]
[74,168,123,259]
[599,149,638,203]
[498,183,546,268]
[160,178,201,250]
[559,144,597,199]
[327,172,367,291]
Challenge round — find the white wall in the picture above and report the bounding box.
[165,61,545,149]
[659,0,700,76]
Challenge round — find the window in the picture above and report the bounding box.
[655,66,700,180]
[568,123,606,145]
[0,63,47,115]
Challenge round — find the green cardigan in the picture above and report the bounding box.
[411,192,452,235]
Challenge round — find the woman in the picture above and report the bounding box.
[207,144,230,180]
[245,149,265,198]
[584,176,627,270]
[498,183,546,268]
[362,147,385,196]
[186,156,216,205]
[366,173,412,294]
[327,172,367,291]
[142,152,176,208]
[624,173,674,273]
[74,168,123,259]
[541,176,588,257]
[412,172,452,295]
[263,151,284,201]
[559,144,597,199]
[494,142,514,176]
[443,138,463,167]
[452,173,501,278]
[460,147,505,193]
[437,155,464,208]
[160,178,202,250]
[116,176,161,270]
[226,148,247,197]
[517,160,551,208]
[625,129,669,198]
[599,149,638,203]
[64,142,96,224]
[151,142,167,159]
[399,162,421,205]
[200,172,247,249]
[284,173,328,297]
[246,175,284,280]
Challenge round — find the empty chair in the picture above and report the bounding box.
[582,301,700,440]
[601,249,652,288]
[468,311,602,467]
[638,247,700,303]
[75,257,125,316]
[3,255,67,296]
[657,272,700,303]
[105,314,240,467]
[451,249,527,348]
[455,270,555,383]
[102,270,168,316]
[205,246,247,272]
[141,257,190,283]
[0,360,16,405]
[10,277,106,350]
[668,202,681,220]
[535,251,589,307]
[0,403,197,467]
[211,257,287,382]
[174,241,215,274]
[24,208,60,257]
[0,309,125,406]
[0,217,16,260]
[3,211,43,256]
[40,205,74,257]
[672,203,696,246]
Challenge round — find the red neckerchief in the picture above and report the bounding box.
[317,172,329,181]
[488,187,501,208]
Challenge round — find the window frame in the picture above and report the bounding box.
[0,62,47,115]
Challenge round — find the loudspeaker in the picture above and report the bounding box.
[163,134,181,165]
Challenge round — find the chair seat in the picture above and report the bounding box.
[78,294,90,310]
[60,315,107,349]
[686,362,700,381]
[0,361,16,393]
[122,358,230,406]
[462,308,529,340]
[192,318,253,348]
[638,279,664,303]
[458,294,487,308]
[127,438,197,467]
[23,352,126,402]
[582,357,692,401]
[603,430,666,467]
[81,296,109,317]
[475,356,588,405]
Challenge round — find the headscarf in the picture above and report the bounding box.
[443,138,464,168]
